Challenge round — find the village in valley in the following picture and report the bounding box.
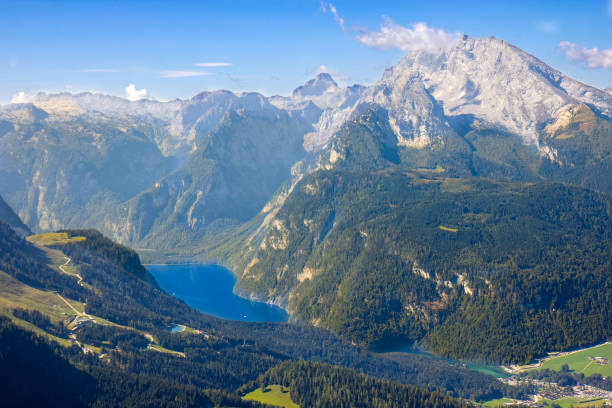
[486,343,612,407]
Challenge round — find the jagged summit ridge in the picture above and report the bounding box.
[3,36,611,158]
[292,73,339,97]
[385,36,612,148]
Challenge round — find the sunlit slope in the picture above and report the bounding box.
[238,169,612,363]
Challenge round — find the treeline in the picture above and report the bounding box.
[59,229,147,279]
[0,316,268,408]
[240,360,471,408]
[0,221,87,301]
[75,324,149,352]
[240,168,612,363]
[52,227,518,401]
[12,307,68,338]
[1,221,520,403]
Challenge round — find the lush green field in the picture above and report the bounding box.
[483,398,516,407]
[538,396,608,408]
[27,232,86,246]
[242,385,298,408]
[537,343,612,377]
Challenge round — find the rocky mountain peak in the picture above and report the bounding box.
[0,103,49,123]
[384,36,612,148]
[292,73,339,98]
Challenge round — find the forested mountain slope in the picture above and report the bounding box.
[236,167,612,363]
[0,222,523,404]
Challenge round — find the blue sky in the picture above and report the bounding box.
[1,0,611,103]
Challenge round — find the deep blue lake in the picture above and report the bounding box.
[147,264,288,323]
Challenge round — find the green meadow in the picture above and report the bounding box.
[537,343,612,377]
[242,385,299,408]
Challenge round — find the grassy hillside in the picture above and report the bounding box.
[536,343,612,378]
[237,169,612,363]
[0,221,524,403]
[242,384,298,408]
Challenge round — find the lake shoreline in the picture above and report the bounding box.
[147,263,289,323]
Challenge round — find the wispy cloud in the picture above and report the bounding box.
[356,19,460,52]
[315,64,348,81]
[194,62,232,67]
[161,70,212,78]
[80,68,118,73]
[536,21,558,33]
[125,84,148,101]
[321,2,345,31]
[557,41,612,69]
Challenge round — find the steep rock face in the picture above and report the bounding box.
[381,37,611,152]
[1,36,611,249]
[291,37,612,159]
[0,105,173,231]
[0,194,31,236]
[96,95,312,249]
[270,73,367,150]
[292,73,339,98]
[236,168,612,363]
[30,91,240,156]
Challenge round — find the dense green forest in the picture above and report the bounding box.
[240,361,471,408]
[238,168,612,363]
[59,229,149,279]
[0,316,247,408]
[0,221,524,405]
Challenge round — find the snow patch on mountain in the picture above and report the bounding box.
[388,37,612,150]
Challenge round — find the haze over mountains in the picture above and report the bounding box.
[2,37,610,239]
[1,36,611,362]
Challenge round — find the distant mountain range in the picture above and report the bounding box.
[1,36,611,363]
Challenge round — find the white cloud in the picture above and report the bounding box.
[321,2,345,31]
[80,68,118,73]
[536,21,558,33]
[356,19,460,52]
[161,70,211,78]
[557,41,612,69]
[11,91,31,103]
[193,62,232,67]
[125,84,149,101]
[315,64,348,81]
